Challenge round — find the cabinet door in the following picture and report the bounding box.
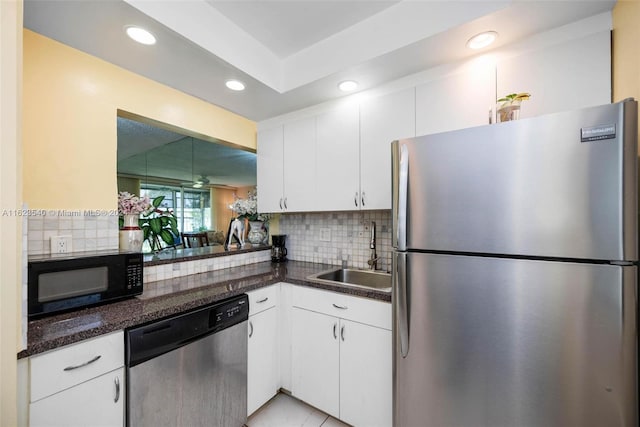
[257,126,284,213]
[497,31,610,120]
[283,117,316,212]
[30,367,124,427]
[416,65,495,136]
[360,89,416,210]
[316,103,360,211]
[339,320,392,427]
[291,307,340,418]
[247,307,279,416]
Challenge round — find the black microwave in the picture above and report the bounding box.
[28,251,143,318]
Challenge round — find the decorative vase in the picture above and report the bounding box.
[247,221,267,245]
[119,214,144,252]
[496,100,522,122]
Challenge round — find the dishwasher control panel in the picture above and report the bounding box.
[209,294,249,332]
[126,293,249,367]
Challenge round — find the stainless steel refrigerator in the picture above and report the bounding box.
[391,99,638,427]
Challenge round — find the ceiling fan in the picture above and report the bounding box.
[179,175,210,188]
[191,175,210,188]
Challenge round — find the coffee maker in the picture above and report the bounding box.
[271,234,288,263]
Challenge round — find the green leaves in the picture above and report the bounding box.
[138,195,178,252]
[152,195,164,208]
[497,92,531,103]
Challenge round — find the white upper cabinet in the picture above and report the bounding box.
[258,29,611,214]
[497,31,611,119]
[416,65,496,136]
[360,88,416,210]
[258,118,317,213]
[283,116,316,212]
[316,103,360,211]
[257,125,284,213]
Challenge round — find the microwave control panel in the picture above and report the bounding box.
[125,255,143,289]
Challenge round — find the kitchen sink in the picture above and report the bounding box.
[306,268,391,292]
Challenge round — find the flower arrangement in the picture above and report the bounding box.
[230,188,270,222]
[118,192,178,252]
[118,192,152,215]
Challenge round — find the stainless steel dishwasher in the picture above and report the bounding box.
[125,294,249,427]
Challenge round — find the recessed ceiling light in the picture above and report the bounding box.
[338,80,358,92]
[225,80,245,91]
[125,26,156,45]
[466,31,498,50]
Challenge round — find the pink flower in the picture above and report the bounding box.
[118,192,152,215]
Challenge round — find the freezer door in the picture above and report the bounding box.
[393,252,637,427]
[392,99,638,261]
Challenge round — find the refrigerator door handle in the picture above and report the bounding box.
[394,252,410,358]
[392,142,409,251]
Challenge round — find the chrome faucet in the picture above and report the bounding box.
[367,221,378,270]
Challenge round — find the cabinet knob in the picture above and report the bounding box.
[249,320,254,338]
[333,323,337,339]
[361,191,366,207]
[279,198,283,210]
[354,192,358,207]
[341,325,345,341]
[284,198,288,210]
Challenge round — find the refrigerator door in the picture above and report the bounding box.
[393,252,637,427]
[392,99,638,261]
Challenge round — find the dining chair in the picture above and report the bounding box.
[181,232,210,248]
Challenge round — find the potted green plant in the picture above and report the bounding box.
[497,92,531,122]
[139,195,179,252]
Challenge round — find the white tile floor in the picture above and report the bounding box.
[248,393,350,427]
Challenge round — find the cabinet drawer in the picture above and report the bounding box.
[292,286,391,330]
[29,367,124,427]
[30,331,124,402]
[248,284,278,315]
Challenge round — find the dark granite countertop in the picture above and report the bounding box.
[19,261,391,358]
[143,244,270,265]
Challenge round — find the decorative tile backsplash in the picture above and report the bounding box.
[143,250,271,290]
[278,210,392,272]
[27,212,119,255]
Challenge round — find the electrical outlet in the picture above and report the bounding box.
[319,228,331,242]
[51,235,72,254]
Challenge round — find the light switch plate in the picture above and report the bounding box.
[319,228,331,242]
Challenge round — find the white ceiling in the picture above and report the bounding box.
[206,0,400,59]
[24,0,615,122]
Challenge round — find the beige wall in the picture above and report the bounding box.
[612,0,640,155]
[613,1,640,105]
[1,1,22,425]
[211,187,236,232]
[23,30,257,209]
[117,176,141,196]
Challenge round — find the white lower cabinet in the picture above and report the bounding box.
[291,308,341,417]
[339,319,392,427]
[248,306,280,415]
[30,367,124,427]
[247,285,281,416]
[28,331,125,427]
[291,286,392,427]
